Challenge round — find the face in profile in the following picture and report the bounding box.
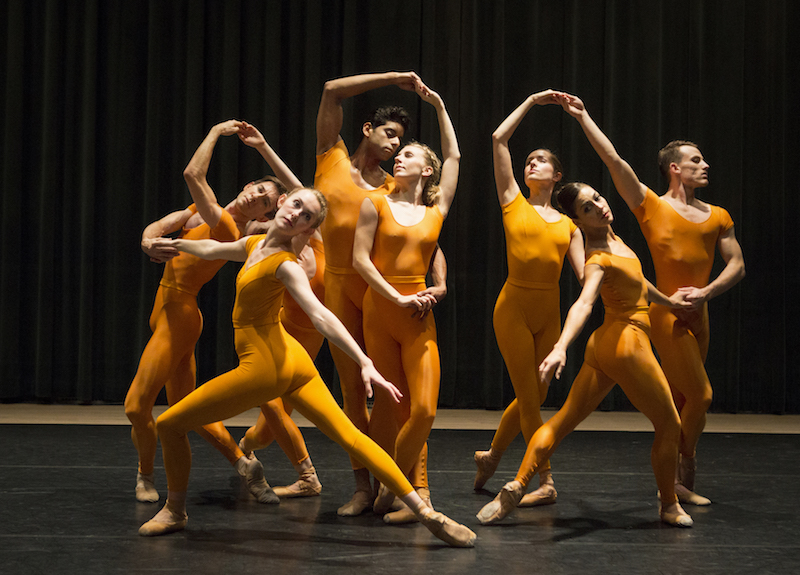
[675,145,710,189]
[365,121,405,161]
[393,144,432,180]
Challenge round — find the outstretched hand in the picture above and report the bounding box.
[237,121,267,149]
[553,92,585,118]
[538,348,567,385]
[361,363,403,403]
[215,119,244,137]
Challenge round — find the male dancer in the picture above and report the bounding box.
[556,93,745,504]
[314,72,446,515]
[128,120,285,504]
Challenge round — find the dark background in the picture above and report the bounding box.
[1,0,796,414]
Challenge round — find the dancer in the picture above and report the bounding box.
[138,188,477,548]
[314,71,438,515]
[477,183,693,528]
[473,91,585,507]
[557,92,745,504]
[126,120,285,504]
[352,82,459,523]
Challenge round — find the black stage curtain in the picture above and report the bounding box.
[1,0,797,414]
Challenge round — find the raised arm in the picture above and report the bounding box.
[277,260,402,402]
[183,120,244,228]
[491,90,559,206]
[141,208,193,263]
[352,198,437,314]
[538,263,605,383]
[566,227,586,285]
[316,71,421,155]
[676,227,746,309]
[555,93,647,211]
[151,236,250,263]
[418,84,460,218]
[238,121,303,191]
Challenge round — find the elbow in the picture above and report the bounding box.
[491,130,505,145]
[183,165,201,184]
[352,257,367,278]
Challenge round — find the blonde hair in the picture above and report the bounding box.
[403,141,442,207]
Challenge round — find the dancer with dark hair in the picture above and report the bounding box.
[472,91,584,507]
[477,182,693,528]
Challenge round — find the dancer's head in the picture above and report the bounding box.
[658,141,709,188]
[556,182,613,229]
[361,106,411,161]
[393,141,442,206]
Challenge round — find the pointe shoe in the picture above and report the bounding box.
[238,437,254,459]
[518,482,557,507]
[135,471,159,503]
[384,488,431,524]
[273,466,322,498]
[372,484,397,515]
[660,500,694,527]
[337,489,372,516]
[418,508,477,548]
[138,505,188,536]
[243,457,279,504]
[675,483,712,506]
[473,450,501,491]
[476,480,525,525]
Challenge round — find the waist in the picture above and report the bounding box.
[232,313,282,329]
[506,277,559,290]
[325,264,359,275]
[604,306,651,328]
[158,279,199,297]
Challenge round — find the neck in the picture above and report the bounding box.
[392,177,425,205]
[527,182,555,206]
[583,224,615,244]
[667,180,697,204]
[224,202,249,230]
[351,141,385,174]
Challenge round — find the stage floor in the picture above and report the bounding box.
[1,410,799,574]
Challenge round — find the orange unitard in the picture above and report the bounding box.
[125,205,243,475]
[315,140,394,469]
[490,192,578,469]
[363,196,444,489]
[513,248,681,503]
[155,237,414,499]
[633,189,734,457]
[244,235,326,465]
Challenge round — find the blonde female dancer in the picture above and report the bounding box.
[139,188,476,548]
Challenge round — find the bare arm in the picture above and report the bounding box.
[645,279,693,309]
[492,90,559,207]
[352,198,436,313]
[566,227,586,285]
[417,84,460,218]
[538,263,605,383]
[238,121,303,191]
[677,227,746,309]
[277,260,402,402]
[316,71,420,155]
[141,208,192,263]
[555,93,647,211]
[416,244,447,320]
[152,236,250,262]
[183,120,243,228]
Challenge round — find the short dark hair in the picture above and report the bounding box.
[554,182,589,220]
[253,175,289,196]
[658,140,700,178]
[367,106,411,133]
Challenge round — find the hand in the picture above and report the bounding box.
[531,89,560,106]
[415,80,442,107]
[361,363,403,403]
[394,71,422,92]
[553,92,585,118]
[538,348,567,384]
[414,285,446,320]
[667,289,694,310]
[142,237,180,263]
[397,293,437,315]
[237,121,267,149]
[675,286,708,311]
[214,119,243,137]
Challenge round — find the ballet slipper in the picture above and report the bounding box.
[660,499,694,527]
[473,449,501,491]
[518,482,557,507]
[384,488,431,524]
[476,480,525,525]
[273,466,322,498]
[675,483,712,506]
[372,484,397,515]
[138,504,187,536]
[337,489,372,516]
[242,456,279,504]
[417,507,477,548]
[135,471,159,503]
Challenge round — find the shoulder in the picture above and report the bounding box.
[316,139,350,169]
[500,190,524,211]
[633,187,662,221]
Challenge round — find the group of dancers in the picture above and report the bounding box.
[125,72,745,548]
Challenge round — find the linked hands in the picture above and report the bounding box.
[142,237,180,263]
[397,292,439,317]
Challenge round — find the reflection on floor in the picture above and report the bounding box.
[1,423,799,575]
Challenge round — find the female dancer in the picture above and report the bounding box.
[139,188,476,548]
[473,91,584,506]
[476,183,693,527]
[352,83,458,522]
